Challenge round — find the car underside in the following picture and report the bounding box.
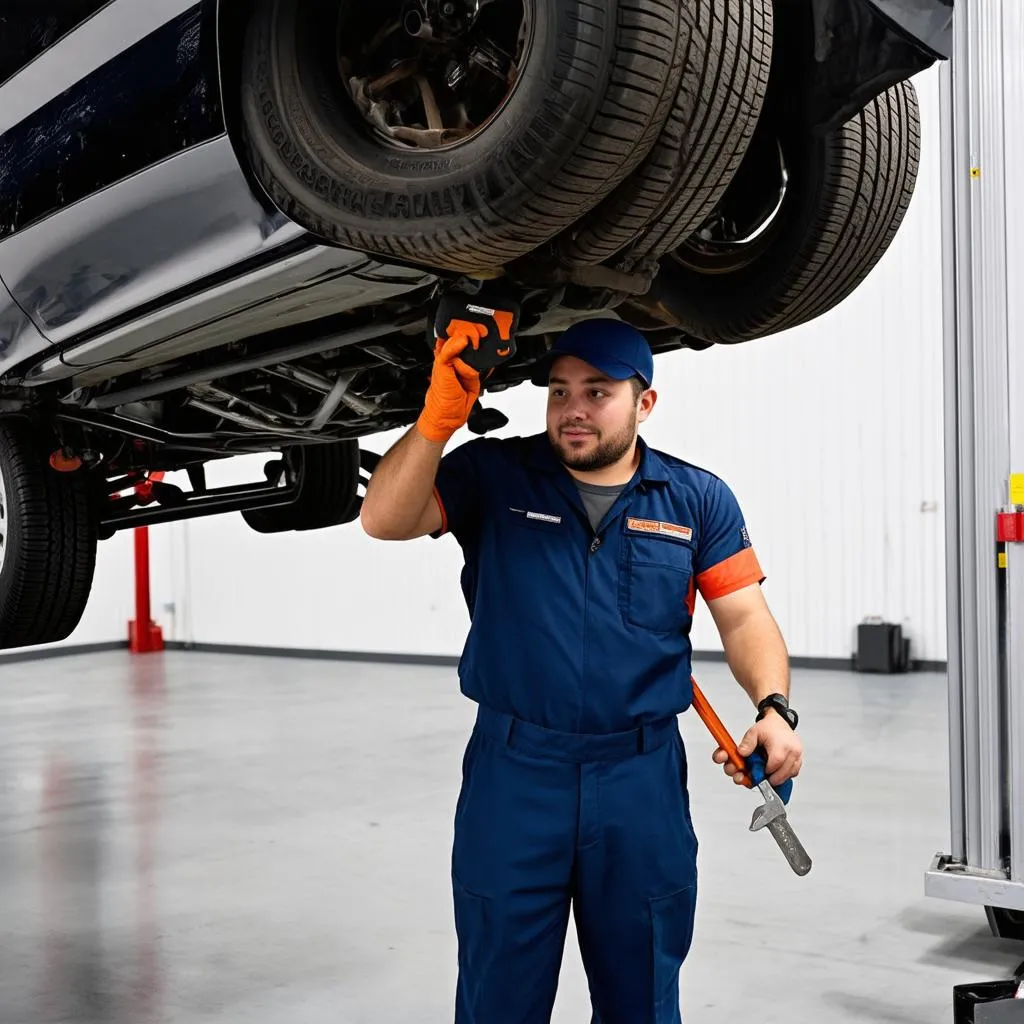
[0,0,952,647]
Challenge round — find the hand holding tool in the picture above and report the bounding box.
[432,294,520,372]
[417,294,522,444]
[689,678,812,877]
[743,748,793,805]
[416,324,486,444]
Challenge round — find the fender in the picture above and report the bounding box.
[865,0,953,59]
[773,0,954,135]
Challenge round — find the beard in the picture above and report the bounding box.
[549,408,638,471]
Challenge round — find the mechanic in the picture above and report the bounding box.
[360,317,804,1023]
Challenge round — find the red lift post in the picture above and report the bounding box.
[128,474,164,654]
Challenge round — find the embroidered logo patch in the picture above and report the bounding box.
[627,517,692,541]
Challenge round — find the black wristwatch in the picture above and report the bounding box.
[756,693,798,730]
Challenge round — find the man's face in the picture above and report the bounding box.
[545,355,655,472]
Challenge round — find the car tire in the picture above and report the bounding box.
[0,422,98,650]
[558,0,773,268]
[242,440,361,534]
[645,78,921,344]
[239,0,686,274]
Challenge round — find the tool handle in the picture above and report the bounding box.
[689,678,751,787]
[691,678,795,804]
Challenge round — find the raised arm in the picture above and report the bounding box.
[360,326,483,540]
[360,426,447,540]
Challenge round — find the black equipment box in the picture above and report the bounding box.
[854,620,911,673]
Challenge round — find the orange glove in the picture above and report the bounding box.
[416,324,486,444]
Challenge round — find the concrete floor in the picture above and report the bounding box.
[0,651,1021,1024]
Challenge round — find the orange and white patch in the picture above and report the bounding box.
[627,517,693,541]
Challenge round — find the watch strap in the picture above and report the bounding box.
[756,693,798,730]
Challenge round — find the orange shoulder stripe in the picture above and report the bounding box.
[433,486,449,536]
[696,548,764,601]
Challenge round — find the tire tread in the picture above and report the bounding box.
[732,81,919,340]
[241,0,687,272]
[243,441,361,534]
[558,0,773,267]
[0,423,97,649]
[658,80,920,344]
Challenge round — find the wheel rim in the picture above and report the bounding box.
[672,133,790,275]
[335,0,532,151]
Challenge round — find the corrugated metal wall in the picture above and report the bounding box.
[153,66,947,667]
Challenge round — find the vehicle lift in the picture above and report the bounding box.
[924,0,1024,1017]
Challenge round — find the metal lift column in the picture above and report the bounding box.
[925,0,1024,928]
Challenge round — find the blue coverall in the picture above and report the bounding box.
[433,430,764,1023]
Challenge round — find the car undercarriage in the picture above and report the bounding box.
[0,0,952,647]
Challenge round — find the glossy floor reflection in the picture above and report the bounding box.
[0,651,1020,1023]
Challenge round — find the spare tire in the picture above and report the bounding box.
[639,79,921,344]
[243,441,362,534]
[558,0,773,268]
[240,0,687,275]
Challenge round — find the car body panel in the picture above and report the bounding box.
[21,237,436,389]
[0,2,116,89]
[0,2,222,243]
[0,136,305,351]
[866,0,953,59]
[0,275,51,371]
[794,0,952,134]
[0,0,435,392]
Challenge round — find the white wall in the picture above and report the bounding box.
[147,67,946,666]
[68,531,139,644]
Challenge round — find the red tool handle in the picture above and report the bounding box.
[689,677,752,788]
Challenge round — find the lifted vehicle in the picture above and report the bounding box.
[0,0,951,648]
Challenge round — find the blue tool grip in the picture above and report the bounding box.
[746,748,793,805]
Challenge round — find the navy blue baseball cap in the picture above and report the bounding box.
[530,318,654,388]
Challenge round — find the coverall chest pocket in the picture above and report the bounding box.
[498,507,568,587]
[621,530,693,633]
